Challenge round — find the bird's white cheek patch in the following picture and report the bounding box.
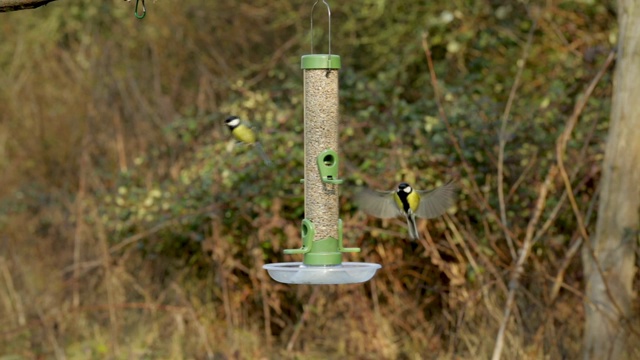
[404,186,412,193]
[228,118,240,127]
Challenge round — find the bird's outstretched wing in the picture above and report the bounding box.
[355,188,402,219]
[415,181,457,219]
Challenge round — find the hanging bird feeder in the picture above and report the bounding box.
[263,1,381,285]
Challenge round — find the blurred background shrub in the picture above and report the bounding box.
[0,0,616,358]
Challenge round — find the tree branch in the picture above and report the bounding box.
[0,0,58,12]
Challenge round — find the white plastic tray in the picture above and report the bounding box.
[263,262,381,284]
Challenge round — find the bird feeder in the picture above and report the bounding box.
[263,1,381,285]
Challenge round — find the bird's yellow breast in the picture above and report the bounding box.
[233,124,256,144]
[406,191,420,213]
[395,191,421,214]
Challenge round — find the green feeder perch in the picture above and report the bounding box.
[263,0,381,285]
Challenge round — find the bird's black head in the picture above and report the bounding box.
[224,116,240,129]
[397,182,413,194]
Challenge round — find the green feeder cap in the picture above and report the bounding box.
[301,54,341,70]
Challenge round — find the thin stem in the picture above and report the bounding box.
[497,21,538,260]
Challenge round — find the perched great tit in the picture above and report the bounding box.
[355,181,456,240]
[224,115,271,165]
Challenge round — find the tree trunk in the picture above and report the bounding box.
[583,1,640,359]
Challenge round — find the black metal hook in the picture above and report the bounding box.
[134,0,146,19]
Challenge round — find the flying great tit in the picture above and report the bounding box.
[224,116,271,165]
[355,181,456,240]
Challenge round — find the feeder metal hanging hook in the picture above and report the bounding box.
[134,0,146,19]
[310,0,332,72]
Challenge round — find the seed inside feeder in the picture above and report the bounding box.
[304,69,340,241]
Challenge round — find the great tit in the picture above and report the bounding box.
[224,116,271,165]
[355,181,456,240]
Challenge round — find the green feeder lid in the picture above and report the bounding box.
[301,54,341,70]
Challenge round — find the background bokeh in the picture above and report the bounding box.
[0,0,619,358]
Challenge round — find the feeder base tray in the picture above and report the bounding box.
[263,262,381,284]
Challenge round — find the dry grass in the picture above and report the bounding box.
[0,225,588,359]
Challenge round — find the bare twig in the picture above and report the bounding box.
[72,118,90,309]
[421,226,467,288]
[108,205,219,254]
[455,215,510,295]
[506,152,537,201]
[246,34,300,87]
[112,113,128,173]
[549,180,600,302]
[421,32,517,243]
[94,206,120,358]
[497,21,538,260]
[209,217,236,345]
[171,283,215,359]
[251,246,273,350]
[554,50,622,316]
[531,190,568,245]
[444,215,480,275]
[550,234,583,300]
[555,50,614,260]
[491,165,557,360]
[286,287,320,351]
[0,257,25,326]
[7,251,66,359]
[370,277,380,318]
[532,162,600,244]
[0,302,191,339]
[492,48,616,360]
[62,205,220,282]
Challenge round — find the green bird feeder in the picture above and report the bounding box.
[263,0,381,285]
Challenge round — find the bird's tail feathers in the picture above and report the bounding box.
[254,142,272,166]
[406,215,420,240]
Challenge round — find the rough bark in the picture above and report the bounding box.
[583,1,640,359]
[0,0,57,12]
